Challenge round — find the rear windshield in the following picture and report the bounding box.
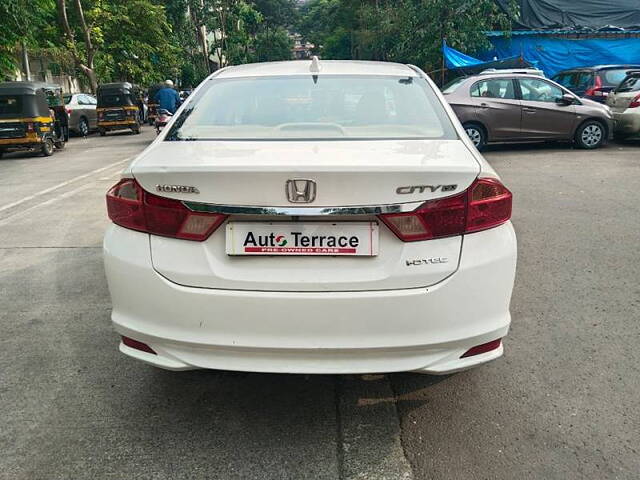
[64,95,72,104]
[615,75,640,92]
[600,69,631,86]
[441,77,467,94]
[0,95,22,116]
[167,75,457,141]
[98,94,133,107]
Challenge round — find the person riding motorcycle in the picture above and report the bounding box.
[154,79,180,114]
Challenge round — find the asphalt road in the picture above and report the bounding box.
[395,141,640,479]
[1,133,638,479]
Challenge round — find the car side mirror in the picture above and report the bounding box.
[556,93,575,105]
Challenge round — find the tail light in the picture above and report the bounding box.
[585,75,603,97]
[26,122,35,133]
[66,107,72,116]
[629,93,640,108]
[106,178,227,241]
[379,177,512,242]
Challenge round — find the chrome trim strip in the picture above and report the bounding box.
[182,201,423,216]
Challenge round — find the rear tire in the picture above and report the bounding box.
[463,123,487,151]
[99,128,106,137]
[54,138,65,149]
[41,138,54,156]
[131,125,141,135]
[78,117,89,137]
[575,120,605,149]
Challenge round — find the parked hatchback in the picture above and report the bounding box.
[103,59,517,375]
[64,93,97,136]
[605,71,640,139]
[444,73,613,150]
[552,65,640,103]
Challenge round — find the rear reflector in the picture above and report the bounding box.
[106,178,227,241]
[461,339,502,358]
[122,336,156,354]
[379,177,512,241]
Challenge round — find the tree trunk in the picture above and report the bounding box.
[21,41,31,81]
[56,0,98,92]
[79,64,98,93]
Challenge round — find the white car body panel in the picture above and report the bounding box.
[105,223,516,374]
[104,60,518,374]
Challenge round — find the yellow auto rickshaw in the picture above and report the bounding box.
[0,81,67,158]
[96,82,143,136]
[146,83,164,126]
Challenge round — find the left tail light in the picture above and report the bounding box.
[379,177,512,242]
[26,122,35,133]
[106,178,227,241]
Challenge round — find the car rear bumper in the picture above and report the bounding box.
[104,223,517,374]
[613,111,640,134]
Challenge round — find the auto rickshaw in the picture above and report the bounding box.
[96,82,143,136]
[0,81,68,158]
[146,83,164,126]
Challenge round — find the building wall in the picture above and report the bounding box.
[12,56,84,93]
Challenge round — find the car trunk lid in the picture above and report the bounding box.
[132,139,481,292]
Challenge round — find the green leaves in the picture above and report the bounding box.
[299,0,515,77]
[0,0,57,79]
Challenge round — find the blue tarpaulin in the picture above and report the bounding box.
[480,35,640,77]
[443,41,485,68]
[443,40,532,73]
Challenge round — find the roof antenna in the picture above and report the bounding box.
[310,55,321,83]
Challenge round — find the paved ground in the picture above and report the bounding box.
[395,141,640,479]
[1,133,638,479]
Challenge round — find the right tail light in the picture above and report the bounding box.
[379,177,512,242]
[629,93,640,108]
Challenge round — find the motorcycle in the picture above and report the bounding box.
[155,108,173,134]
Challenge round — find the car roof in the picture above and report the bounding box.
[214,60,419,79]
[461,73,548,81]
[554,65,640,74]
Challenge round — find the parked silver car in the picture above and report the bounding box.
[605,71,640,139]
[64,93,98,136]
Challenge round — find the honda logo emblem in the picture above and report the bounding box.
[285,179,317,203]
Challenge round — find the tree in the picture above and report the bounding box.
[95,0,181,86]
[298,0,515,78]
[56,0,99,91]
[0,0,58,80]
[255,27,293,62]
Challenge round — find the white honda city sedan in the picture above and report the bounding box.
[103,59,517,374]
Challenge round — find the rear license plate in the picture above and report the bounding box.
[226,222,379,256]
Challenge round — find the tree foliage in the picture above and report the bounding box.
[2,0,514,88]
[0,0,59,80]
[299,0,515,75]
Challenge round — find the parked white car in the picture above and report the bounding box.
[103,59,517,374]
